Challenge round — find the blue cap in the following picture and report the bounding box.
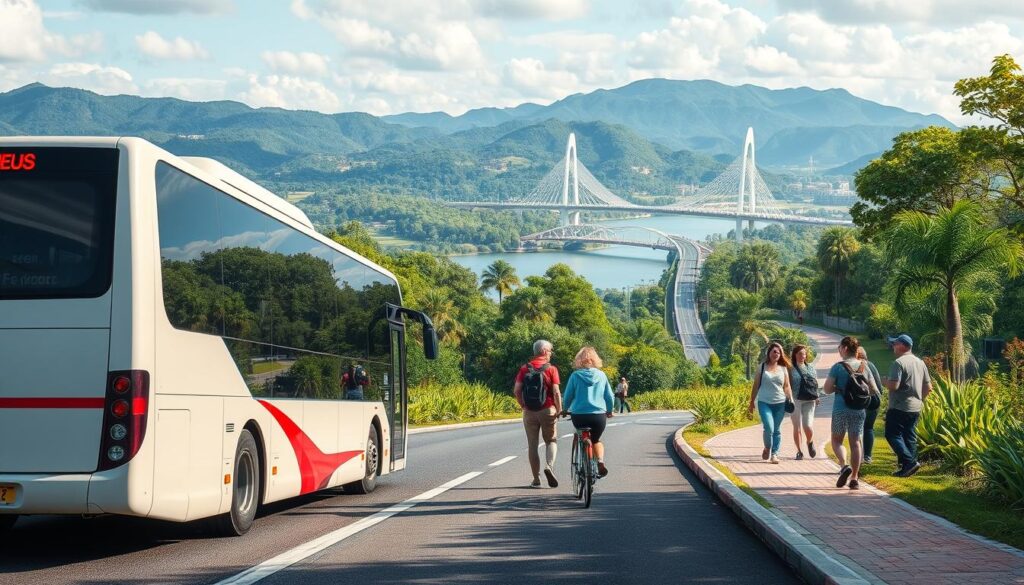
[887,334,913,348]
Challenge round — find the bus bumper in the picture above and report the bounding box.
[0,473,92,514]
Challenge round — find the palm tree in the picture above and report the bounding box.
[789,290,809,323]
[624,318,678,354]
[418,289,466,345]
[730,242,781,294]
[707,289,776,378]
[480,260,520,303]
[817,227,861,314]
[501,287,555,324]
[885,200,1023,380]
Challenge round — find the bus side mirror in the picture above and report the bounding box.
[423,322,438,360]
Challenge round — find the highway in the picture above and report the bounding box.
[668,237,714,366]
[0,414,798,585]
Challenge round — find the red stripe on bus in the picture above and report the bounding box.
[0,397,105,408]
[258,400,363,494]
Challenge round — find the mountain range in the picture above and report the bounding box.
[0,80,954,200]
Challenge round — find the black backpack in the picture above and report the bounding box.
[346,365,369,390]
[840,362,872,410]
[795,367,819,401]
[522,363,550,411]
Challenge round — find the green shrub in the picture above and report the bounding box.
[917,376,1005,474]
[629,385,755,426]
[976,423,1024,509]
[409,382,519,424]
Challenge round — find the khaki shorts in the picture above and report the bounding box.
[523,406,558,448]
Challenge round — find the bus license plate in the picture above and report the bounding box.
[0,485,15,505]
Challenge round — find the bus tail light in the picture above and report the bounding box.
[97,370,150,471]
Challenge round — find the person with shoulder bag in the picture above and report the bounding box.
[747,341,795,464]
[856,346,884,464]
[822,336,880,490]
[513,339,562,488]
[789,344,820,460]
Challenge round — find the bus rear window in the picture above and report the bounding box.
[0,147,118,299]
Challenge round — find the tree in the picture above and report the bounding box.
[730,242,781,294]
[789,290,809,323]
[623,318,677,354]
[417,289,466,346]
[816,227,861,314]
[480,260,520,303]
[885,200,1024,381]
[706,288,776,378]
[954,54,1024,212]
[500,286,555,324]
[618,344,676,393]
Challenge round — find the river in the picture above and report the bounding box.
[451,215,744,291]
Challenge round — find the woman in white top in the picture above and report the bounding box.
[747,341,795,463]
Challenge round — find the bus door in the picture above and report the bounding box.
[388,322,408,471]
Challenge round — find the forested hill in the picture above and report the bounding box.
[384,79,956,166]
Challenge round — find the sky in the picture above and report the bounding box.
[1,0,1022,124]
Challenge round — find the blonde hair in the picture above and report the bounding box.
[573,346,603,369]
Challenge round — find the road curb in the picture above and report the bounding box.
[409,417,521,435]
[672,423,869,585]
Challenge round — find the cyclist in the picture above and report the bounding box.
[560,347,615,477]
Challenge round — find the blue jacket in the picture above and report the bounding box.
[562,368,615,414]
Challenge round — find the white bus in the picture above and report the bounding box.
[0,137,436,536]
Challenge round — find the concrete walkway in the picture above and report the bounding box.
[706,325,1024,584]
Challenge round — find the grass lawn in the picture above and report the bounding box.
[252,360,290,374]
[827,417,1024,551]
[685,421,774,509]
[410,414,519,429]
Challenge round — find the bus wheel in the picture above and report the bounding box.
[0,515,17,534]
[344,427,379,494]
[216,429,260,536]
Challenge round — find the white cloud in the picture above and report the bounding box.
[0,0,99,62]
[237,74,342,112]
[744,45,803,76]
[395,22,485,70]
[774,0,1024,25]
[80,0,233,15]
[261,51,330,77]
[503,57,580,99]
[322,18,395,54]
[476,0,589,20]
[135,31,208,61]
[42,62,136,94]
[143,77,228,101]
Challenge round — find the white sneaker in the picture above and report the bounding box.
[769,454,780,464]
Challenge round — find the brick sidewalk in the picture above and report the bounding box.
[706,325,1024,585]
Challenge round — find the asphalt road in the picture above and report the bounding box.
[669,236,714,366]
[0,413,798,585]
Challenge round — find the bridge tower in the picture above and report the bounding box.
[736,127,756,242]
[561,132,581,226]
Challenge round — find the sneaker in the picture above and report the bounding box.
[864,456,873,464]
[762,447,770,460]
[849,479,860,490]
[769,454,780,464]
[597,462,609,478]
[807,441,817,459]
[544,468,559,488]
[530,478,541,488]
[902,462,922,478]
[795,451,804,460]
[836,465,853,488]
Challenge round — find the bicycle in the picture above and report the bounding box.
[569,425,599,508]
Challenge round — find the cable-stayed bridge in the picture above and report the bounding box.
[521,225,714,365]
[448,128,854,241]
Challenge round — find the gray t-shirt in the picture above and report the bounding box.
[888,353,931,412]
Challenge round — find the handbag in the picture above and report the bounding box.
[784,399,795,413]
[794,366,819,401]
[867,393,881,411]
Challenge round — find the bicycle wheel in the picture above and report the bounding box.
[570,435,583,499]
[582,439,594,508]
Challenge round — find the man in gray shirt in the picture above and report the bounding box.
[883,334,932,477]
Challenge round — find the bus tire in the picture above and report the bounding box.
[216,429,260,536]
[0,515,17,534]
[344,427,379,494]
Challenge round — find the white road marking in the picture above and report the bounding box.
[561,433,574,439]
[488,456,517,467]
[214,471,484,585]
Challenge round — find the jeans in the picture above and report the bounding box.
[885,409,920,469]
[863,407,879,459]
[757,400,786,456]
[614,395,631,413]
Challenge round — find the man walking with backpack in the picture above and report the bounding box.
[884,334,932,478]
[514,339,562,488]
